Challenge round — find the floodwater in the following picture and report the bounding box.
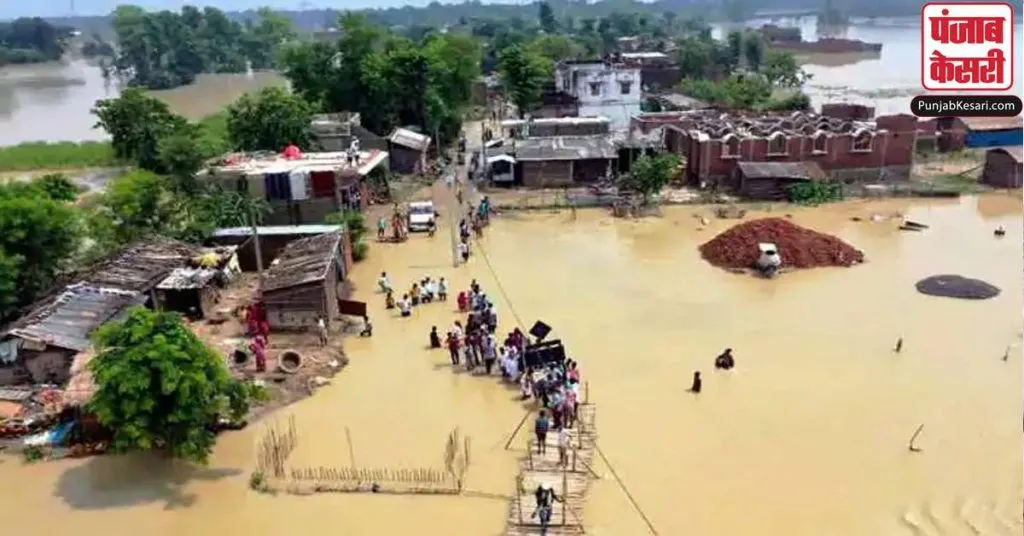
[0,60,286,145]
[0,194,1020,536]
[715,17,1024,115]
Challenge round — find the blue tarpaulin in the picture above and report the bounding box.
[965,129,1023,148]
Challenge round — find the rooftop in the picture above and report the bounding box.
[205,149,389,177]
[515,136,619,161]
[5,283,146,352]
[672,110,877,141]
[989,146,1023,163]
[77,238,201,293]
[958,116,1023,132]
[211,224,344,238]
[389,128,431,151]
[736,161,827,181]
[620,51,670,60]
[156,267,219,290]
[501,117,610,127]
[263,232,343,292]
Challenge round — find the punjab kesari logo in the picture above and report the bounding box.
[921,2,1014,91]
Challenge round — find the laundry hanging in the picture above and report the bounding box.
[310,171,336,198]
[246,172,266,200]
[289,169,310,200]
[264,172,292,201]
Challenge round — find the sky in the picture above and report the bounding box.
[2,0,480,19]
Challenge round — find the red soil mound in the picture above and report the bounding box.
[699,218,864,270]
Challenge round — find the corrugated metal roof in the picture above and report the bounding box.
[5,283,145,352]
[76,238,200,293]
[211,225,343,238]
[388,128,431,151]
[736,161,826,180]
[958,116,1023,132]
[263,232,342,292]
[515,136,618,161]
[156,268,219,290]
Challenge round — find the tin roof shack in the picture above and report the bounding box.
[207,225,352,274]
[514,136,618,187]
[0,284,145,387]
[71,238,201,300]
[262,232,346,330]
[310,112,386,152]
[388,128,431,175]
[954,116,1023,149]
[980,147,1023,188]
[501,117,611,138]
[664,110,916,188]
[155,268,221,320]
[201,149,387,225]
[735,161,827,200]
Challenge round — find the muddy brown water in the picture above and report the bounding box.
[0,194,1020,536]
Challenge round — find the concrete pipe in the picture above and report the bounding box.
[232,349,250,366]
[278,350,303,373]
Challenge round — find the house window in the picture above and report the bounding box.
[619,81,632,95]
[721,134,740,159]
[589,82,601,96]
[767,133,788,155]
[852,130,873,152]
[812,133,828,154]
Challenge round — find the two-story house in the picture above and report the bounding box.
[554,60,641,133]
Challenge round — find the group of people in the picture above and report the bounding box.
[379,272,450,319]
[455,196,492,264]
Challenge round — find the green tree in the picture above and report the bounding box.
[0,183,82,319]
[92,89,190,172]
[29,174,82,202]
[0,18,73,66]
[498,45,551,117]
[620,154,679,204]
[527,34,584,64]
[326,209,369,261]
[85,169,180,247]
[226,87,314,152]
[88,307,250,464]
[158,130,207,195]
[742,32,766,72]
[763,49,809,87]
[538,2,558,34]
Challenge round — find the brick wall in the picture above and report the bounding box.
[672,113,917,186]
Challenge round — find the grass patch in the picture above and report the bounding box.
[914,173,986,194]
[0,141,120,171]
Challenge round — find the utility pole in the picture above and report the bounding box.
[249,203,264,292]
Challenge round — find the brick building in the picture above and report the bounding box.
[663,111,917,188]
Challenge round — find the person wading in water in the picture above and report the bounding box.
[429,326,441,349]
[534,409,551,455]
[714,348,735,370]
[690,371,702,393]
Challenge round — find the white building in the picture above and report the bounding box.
[554,61,641,133]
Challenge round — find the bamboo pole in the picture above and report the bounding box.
[562,462,568,526]
[346,427,356,467]
[503,409,533,450]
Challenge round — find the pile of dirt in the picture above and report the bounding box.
[699,218,865,270]
[915,275,1001,300]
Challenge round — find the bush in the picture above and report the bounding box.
[788,181,843,205]
[353,241,370,261]
[0,141,119,171]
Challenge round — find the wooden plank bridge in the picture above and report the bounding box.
[504,403,598,536]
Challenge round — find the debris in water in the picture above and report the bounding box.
[915,275,1001,300]
[699,218,864,270]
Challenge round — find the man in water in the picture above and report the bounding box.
[378,272,391,293]
[377,216,387,241]
[714,348,735,370]
[360,316,372,337]
[534,409,551,455]
[690,371,702,393]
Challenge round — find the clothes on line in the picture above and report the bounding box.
[310,171,335,198]
[264,172,292,201]
[289,170,310,200]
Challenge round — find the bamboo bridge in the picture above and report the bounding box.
[504,402,598,536]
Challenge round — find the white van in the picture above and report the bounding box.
[407,201,436,232]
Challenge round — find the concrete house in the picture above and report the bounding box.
[513,136,618,187]
[554,60,642,132]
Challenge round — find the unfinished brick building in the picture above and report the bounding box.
[663,111,918,188]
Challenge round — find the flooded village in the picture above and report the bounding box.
[0,6,1020,536]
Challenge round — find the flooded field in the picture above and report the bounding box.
[0,195,1020,536]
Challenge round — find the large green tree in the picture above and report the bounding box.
[88,307,250,464]
[92,89,191,173]
[620,154,679,204]
[0,183,82,320]
[498,45,550,117]
[0,17,73,66]
[226,87,314,151]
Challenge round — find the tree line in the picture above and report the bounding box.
[110,5,295,89]
[0,17,73,66]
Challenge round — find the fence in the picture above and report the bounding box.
[253,423,472,496]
